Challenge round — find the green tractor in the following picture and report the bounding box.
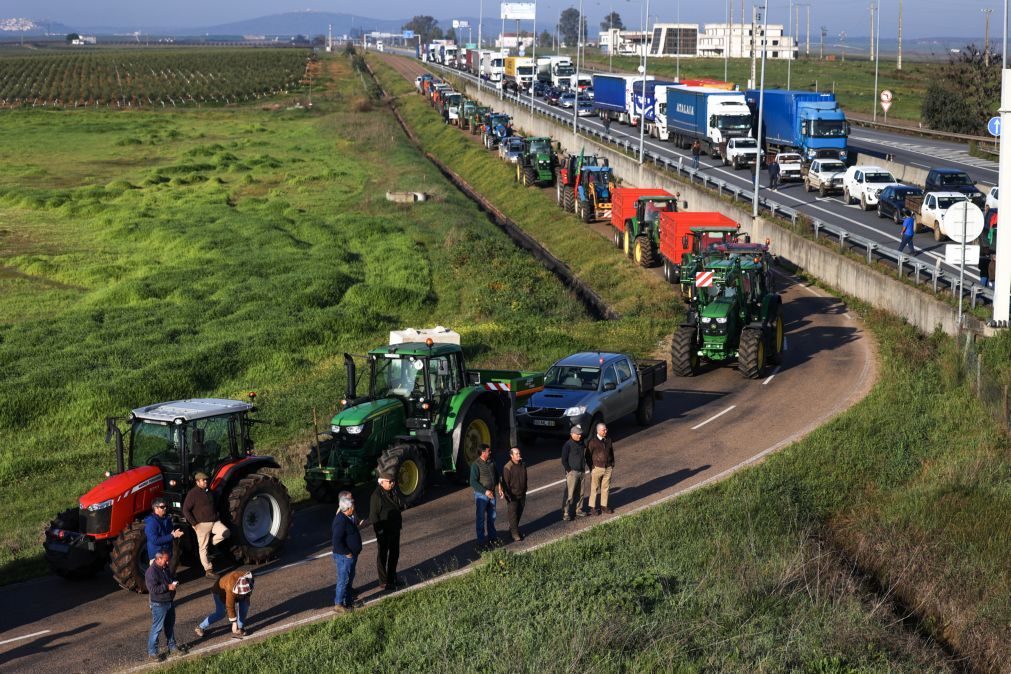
[618,192,686,268]
[304,341,544,507]
[514,137,557,187]
[469,106,491,135]
[671,252,784,379]
[460,99,478,130]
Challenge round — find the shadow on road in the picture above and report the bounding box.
[1,622,100,665]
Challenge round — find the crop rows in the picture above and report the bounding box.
[0,48,312,108]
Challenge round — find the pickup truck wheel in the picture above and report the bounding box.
[733,157,741,170]
[860,195,869,211]
[819,184,827,198]
[894,210,902,225]
[876,204,885,218]
[933,221,944,242]
[671,326,699,377]
[843,188,851,204]
[635,394,655,426]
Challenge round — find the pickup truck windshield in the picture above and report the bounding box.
[717,115,752,131]
[937,195,968,209]
[810,120,848,137]
[734,138,757,148]
[865,172,896,183]
[545,366,600,390]
[939,173,973,186]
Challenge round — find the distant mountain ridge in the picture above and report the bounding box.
[202,11,406,37]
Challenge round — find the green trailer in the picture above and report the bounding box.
[304,342,544,506]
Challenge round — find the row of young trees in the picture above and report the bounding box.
[402,10,624,48]
[0,48,311,108]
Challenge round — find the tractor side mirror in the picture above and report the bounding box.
[682,200,689,210]
[682,235,689,248]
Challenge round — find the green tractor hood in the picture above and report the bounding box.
[700,299,734,320]
[330,397,402,426]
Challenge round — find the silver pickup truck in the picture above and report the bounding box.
[516,351,667,440]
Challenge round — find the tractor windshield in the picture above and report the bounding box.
[130,421,184,470]
[544,365,600,390]
[528,138,551,154]
[373,356,427,399]
[643,200,675,224]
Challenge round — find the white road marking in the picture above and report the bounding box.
[526,477,567,495]
[690,405,737,430]
[762,366,782,386]
[0,630,51,647]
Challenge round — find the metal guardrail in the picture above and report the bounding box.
[424,61,994,308]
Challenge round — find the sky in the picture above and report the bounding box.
[6,0,1009,39]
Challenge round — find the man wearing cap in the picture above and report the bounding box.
[194,568,254,639]
[144,497,184,566]
[561,426,589,521]
[369,471,405,591]
[331,491,364,614]
[183,472,230,579]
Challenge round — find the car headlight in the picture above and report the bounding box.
[701,317,712,324]
[564,405,587,417]
[516,407,529,415]
[86,499,113,511]
[342,424,366,435]
[716,317,728,324]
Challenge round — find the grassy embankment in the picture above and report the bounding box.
[0,53,674,583]
[163,55,1011,672]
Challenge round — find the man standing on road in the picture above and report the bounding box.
[602,116,612,137]
[182,472,230,579]
[500,447,528,542]
[470,444,503,551]
[898,209,916,256]
[331,491,363,614]
[586,423,615,515]
[561,425,588,521]
[145,549,186,661]
[145,497,183,566]
[194,569,254,639]
[369,472,405,591]
[690,139,702,169]
[768,157,781,191]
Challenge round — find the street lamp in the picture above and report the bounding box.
[573,0,584,145]
[872,1,881,121]
[751,2,769,218]
[639,0,651,163]
[530,0,538,114]
[676,0,681,82]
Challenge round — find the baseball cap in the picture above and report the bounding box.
[194,472,209,481]
[570,425,583,435]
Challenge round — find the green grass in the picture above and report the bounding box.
[165,304,1010,672]
[0,54,671,583]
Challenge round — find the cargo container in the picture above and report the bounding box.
[653,86,752,161]
[630,79,677,126]
[744,89,849,162]
[592,74,654,125]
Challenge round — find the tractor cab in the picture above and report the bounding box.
[637,196,680,228]
[366,342,467,428]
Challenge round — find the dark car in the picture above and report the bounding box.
[544,88,563,106]
[877,185,922,223]
[533,81,551,97]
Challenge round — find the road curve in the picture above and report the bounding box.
[0,55,878,674]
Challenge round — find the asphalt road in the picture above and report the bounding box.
[0,57,878,674]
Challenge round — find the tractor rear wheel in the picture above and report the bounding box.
[378,444,429,507]
[769,314,785,364]
[226,474,292,564]
[563,187,574,213]
[671,326,700,376]
[110,520,154,593]
[303,439,339,503]
[635,394,655,426]
[738,328,766,379]
[524,167,537,186]
[48,508,103,580]
[457,404,495,482]
[633,236,655,267]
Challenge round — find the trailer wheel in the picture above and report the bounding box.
[613,227,623,248]
[671,326,699,377]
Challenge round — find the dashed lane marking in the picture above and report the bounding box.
[762,366,782,386]
[0,630,51,647]
[690,405,737,430]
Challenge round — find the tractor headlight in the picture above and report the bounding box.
[716,317,728,324]
[344,424,366,435]
[701,317,713,324]
[86,499,113,512]
[564,405,587,417]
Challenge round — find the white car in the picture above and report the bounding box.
[842,165,900,210]
[723,137,761,170]
[986,185,999,212]
[774,153,804,182]
[804,158,847,197]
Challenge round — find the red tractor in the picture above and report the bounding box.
[43,397,293,593]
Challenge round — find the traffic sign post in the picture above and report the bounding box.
[988,116,1002,137]
[879,89,892,123]
[944,201,985,324]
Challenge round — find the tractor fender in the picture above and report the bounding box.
[759,293,783,324]
[211,456,281,496]
[392,431,440,470]
[449,389,510,467]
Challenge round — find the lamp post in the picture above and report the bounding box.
[872,1,881,121]
[478,0,484,92]
[751,2,769,218]
[787,0,793,89]
[675,0,681,81]
[573,0,584,145]
[530,0,537,113]
[639,0,651,163]
[993,0,1011,323]
[725,0,730,82]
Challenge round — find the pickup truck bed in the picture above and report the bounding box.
[637,359,667,393]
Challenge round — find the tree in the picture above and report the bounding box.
[403,15,442,44]
[446,27,457,43]
[65,33,80,43]
[600,12,624,31]
[538,30,553,49]
[311,34,326,46]
[922,44,1001,134]
[559,8,588,47]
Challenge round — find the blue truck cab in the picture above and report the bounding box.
[630,79,677,126]
[744,89,849,162]
[516,352,666,438]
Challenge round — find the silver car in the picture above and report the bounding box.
[499,136,525,163]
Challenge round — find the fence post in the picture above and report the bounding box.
[866,242,876,264]
[1004,385,1009,427]
[977,353,983,395]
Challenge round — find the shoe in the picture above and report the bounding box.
[562,515,571,521]
[332,605,349,615]
[593,508,601,516]
[194,626,205,638]
[231,629,246,639]
[511,534,523,542]
[576,510,588,517]
[169,644,189,656]
[205,570,219,579]
[605,507,614,514]
[149,653,166,662]
[384,583,396,591]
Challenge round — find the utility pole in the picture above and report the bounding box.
[897,0,903,70]
[983,8,993,67]
[840,31,846,62]
[752,1,769,219]
[872,0,880,121]
[805,4,811,56]
[820,25,826,60]
[740,0,745,59]
[750,4,757,88]
[869,3,875,62]
[676,0,681,81]
[993,0,1011,325]
[725,0,731,80]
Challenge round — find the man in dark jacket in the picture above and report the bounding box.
[144,497,183,565]
[470,444,502,550]
[586,422,615,515]
[331,491,364,614]
[561,425,588,521]
[145,549,186,660]
[182,472,230,578]
[369,472,405,591]
[500,447,528,542]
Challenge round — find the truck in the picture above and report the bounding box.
[504,56,536,91]
[536,55,575,90]
[429,40,458,67]
[657,212,741,284]
[44,397,293,592]
[630,79,678,128]
[744,89,849,162]
[652,86,753,160]
[610,187,686,267]
[482,51,507,82]
[592,74,654,125]
[303,328,545,506]
[903,191,974,242]
[919,167,987,210]
[515,352,667,440]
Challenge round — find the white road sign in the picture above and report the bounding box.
[879,89,892,113]
[501,2,536,20]
[945,244,980,266]
[942,202,985,244]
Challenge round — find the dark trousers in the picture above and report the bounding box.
[376,530,400,586]
[507,497,526,538]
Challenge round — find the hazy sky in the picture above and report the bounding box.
[8,0,1008,38]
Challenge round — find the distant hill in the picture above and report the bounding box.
[202,11,407,37]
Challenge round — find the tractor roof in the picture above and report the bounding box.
[132,399,253,423]
[705,258,762,272]
[552,352,623,367]
[690,225,739,235]
[368,342,462,357]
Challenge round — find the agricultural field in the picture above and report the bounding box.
[0,47,311,107]
[0,52,673,583]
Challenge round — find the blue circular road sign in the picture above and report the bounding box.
[988,116,1001,137]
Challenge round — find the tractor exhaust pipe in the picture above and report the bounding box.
[344,353,357,401]
[105,417,124,474]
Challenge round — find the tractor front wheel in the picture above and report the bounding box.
[378,444,429,507]
[226,474,292,564]
[48,508,104,580]
[457,404,495,482]
[671,326,700,377]
[110,520,154,593]
[524,167,537,186]
[738,328,766,379]
[633,236,656,267]
[303,439,339,503]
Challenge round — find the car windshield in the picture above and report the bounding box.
[940,173,973,186]
[811,120,848,137]
[734,138,757,148]
[529,138,551,153]
[937,195,968,209]
[819,161,846,173]
[131,421,183,469]
[545,365,600,390]
[507,138,524,151]
[373,356,426,399]
[777,154,802,163]
[717,114,753,130]
[560,93,575,101]
[865,172,896,183]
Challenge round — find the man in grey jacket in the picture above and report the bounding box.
[561,425,589,521]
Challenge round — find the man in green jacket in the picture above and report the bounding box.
[470,444,503,551]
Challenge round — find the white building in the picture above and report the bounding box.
[698,23,796,59]
[599,23,796,60]
[495,33,535,51]
[599,28,649,56]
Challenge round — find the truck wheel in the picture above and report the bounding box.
[457,404,495,481]
[303,439,339,503]
[737,328,766,379]
[769,314,785,364]
[633,236,655,267]
[635,394,655,426]
[48,508,103,580]
[933,222,944,242]
[378,444,429,507]
[671,326,699,376]
[563,187,574,213]
[110,520,153,593]
[226,474,292,564]
[524,167,537,186]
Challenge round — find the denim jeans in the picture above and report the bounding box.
[199,593,249,631]
[333,553,357,607]
[474,492,497,544]
[898,233,915,255]
[148,601,176,656]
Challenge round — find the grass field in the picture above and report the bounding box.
[0,53,673,583]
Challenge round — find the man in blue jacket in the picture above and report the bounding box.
[144,497,183,564]
[331,491,364,614]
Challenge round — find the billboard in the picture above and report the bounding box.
[501,2,536,20]
[452,20,470,29]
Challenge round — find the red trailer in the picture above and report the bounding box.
[610,187,673,244]
[657,211,740,282]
